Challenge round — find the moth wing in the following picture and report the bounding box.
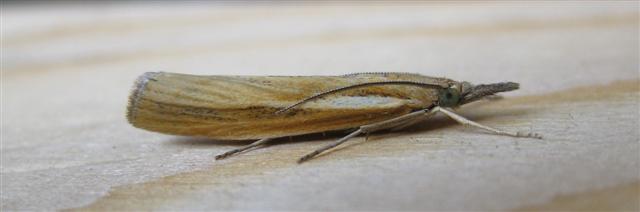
[128,73,436,140]
[217,95,418,139]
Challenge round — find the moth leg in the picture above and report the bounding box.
[435,107,542,139]
[298,129,363,163]
[298,109,431,163]
[215,138,272,160]
[390,111,437,131]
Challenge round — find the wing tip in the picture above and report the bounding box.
[126,72,161,125]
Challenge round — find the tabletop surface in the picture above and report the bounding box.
[2,2,639,211]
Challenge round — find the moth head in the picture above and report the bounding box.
[438,81,519,107]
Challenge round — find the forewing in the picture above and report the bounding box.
[127,72,443,139]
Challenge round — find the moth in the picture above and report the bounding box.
[127,72,541,163]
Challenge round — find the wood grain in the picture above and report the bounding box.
[2,2,637,211]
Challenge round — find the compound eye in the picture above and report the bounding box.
[438,87,461,107]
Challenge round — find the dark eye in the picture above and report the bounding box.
[438,88,460,107]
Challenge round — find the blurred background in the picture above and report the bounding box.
[2,1,639,211]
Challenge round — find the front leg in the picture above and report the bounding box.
[435,107,542,139]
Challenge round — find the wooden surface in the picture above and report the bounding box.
[2,2,639,211]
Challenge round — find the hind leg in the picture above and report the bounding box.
[215,138,272,160]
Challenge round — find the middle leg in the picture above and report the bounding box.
[298,109,437,163]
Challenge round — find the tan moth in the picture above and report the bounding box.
[127,72,541,163]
